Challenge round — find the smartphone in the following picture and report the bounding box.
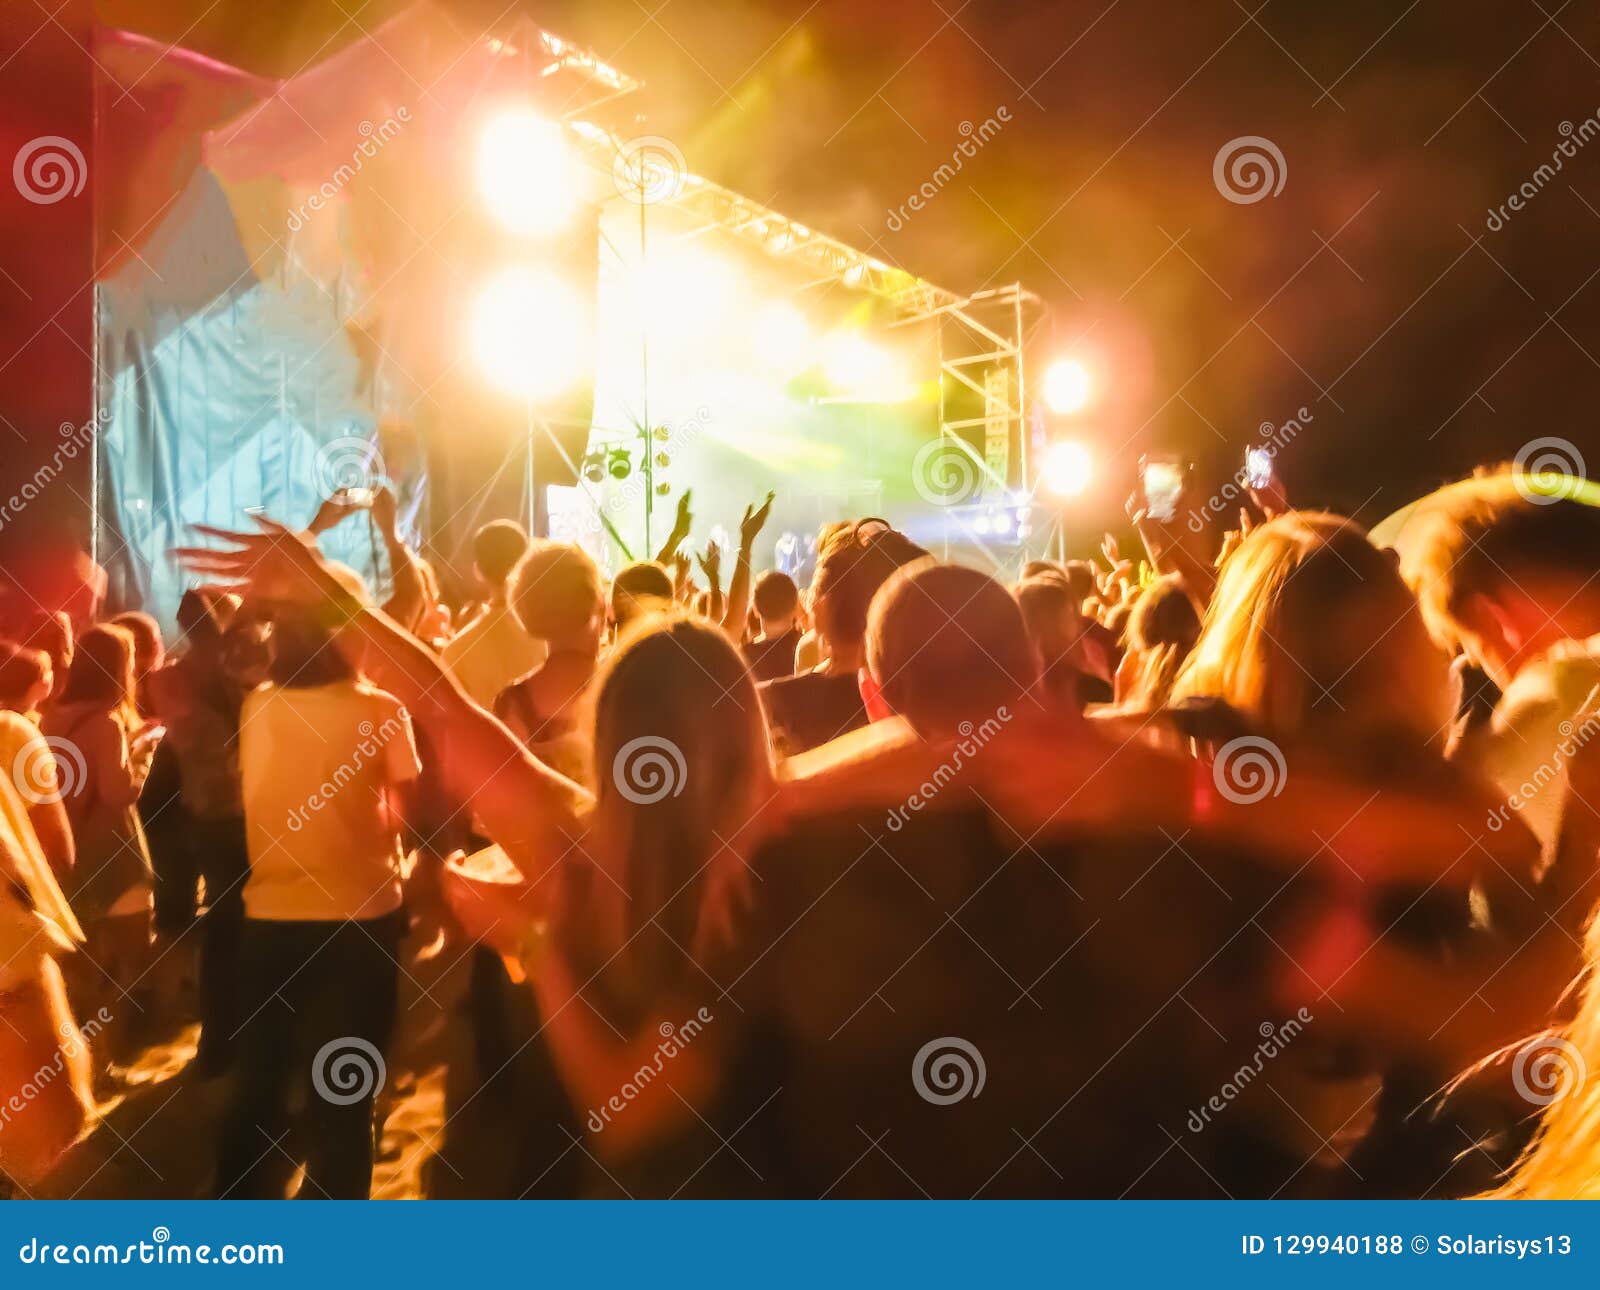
[336,486,376,508]
[1244,446,1273,491]
[1140,456,1187,523]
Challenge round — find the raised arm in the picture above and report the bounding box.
[721,492,773,640]
[177,522,591,876]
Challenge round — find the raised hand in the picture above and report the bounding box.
[173,517,353,610]
[740,491,776,547]
[696,540,722,585]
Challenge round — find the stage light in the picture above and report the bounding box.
[470,266,589,399]
[479,109,577,235]
[752,302,810,371]
[607,448,632,480]
[1042,440,1094,497]
[1043,358,1092,415]
[973,513,993,536]
[581,452,606,484]
[993,510,1014,536]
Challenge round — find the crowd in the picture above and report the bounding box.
[1,462,1599,1199]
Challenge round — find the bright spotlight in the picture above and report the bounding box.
[1042,440,1093,497]
[1043,358,1092,415]
[471,266,589,399]
[479,110,577,235]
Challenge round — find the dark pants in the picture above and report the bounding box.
[215,910,404,1200]
[190,817,248,1074]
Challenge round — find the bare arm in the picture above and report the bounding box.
[178,522,592,880]
[721,492,774,640]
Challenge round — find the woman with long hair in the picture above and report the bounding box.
[179,524,773,1192]
[1169,511,1594,1193]
[41,623,157,1062]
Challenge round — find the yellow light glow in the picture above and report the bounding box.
[1043,357,1093,414]
[478,110,577,235]
[471,266,588,399]
[1042,440,1093,497]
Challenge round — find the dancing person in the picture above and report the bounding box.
[109,612,164,716]
[760,520,925,754]
[1107,573,1200,718]
[0,644,74,877]
[439,520,546,708]
[743,571,801,683]
[41,624,157,1063]
[1404,483,1600,853]
[215,564,420,1199]
[863,561,1039,736]
[145,590,248,1075]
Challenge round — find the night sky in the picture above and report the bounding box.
[100,0,1600,526]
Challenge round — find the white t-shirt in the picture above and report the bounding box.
[239,680,421,922]
[1457,634,1600,854]
[439,604,547,709]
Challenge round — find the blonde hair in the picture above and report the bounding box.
[1172,511,1446,743]
[1485,912,1600,1197]
[589,612,771,981]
